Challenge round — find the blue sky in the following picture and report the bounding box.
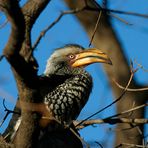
[0,0,148,147]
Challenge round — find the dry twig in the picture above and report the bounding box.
[115,142,147,148]
[104,103,148,120]
[75,67,136,127]
[108,13,132,25]
[0,99,20,127]
[0,55,4,61]
[32,1,147,50]
[69,127,90,148]
[89,10,102,47]
[33,7,86,49]
[113,79,148,92]
[134,59,148,73]
[74,118,148,129]
[0,19,8,29]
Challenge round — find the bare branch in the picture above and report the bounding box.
[89,10,102,47]
[95,141,103,148]
[64,0,147,145]
[0,1,52,147]
[86,4,148,19]
[85,0,148,27]
[104,104,148,120]
[134,59,148,72]
[75,67,135,127]
[69,127,90,148]
[106,9,148,19]
[22,0,51,30]
[33,7,86,49]
[0,0,25,58]
[0,19,8,29]
[108,13,132,25]
[0,0,39,84]
[0,136,14,148]
[113,79,148,92]
[33,2,148,50]
[90,0,102,10]
[74,118,148,129]
[0,55,4,61]
[115,142,147,148]
[0,99,20,127]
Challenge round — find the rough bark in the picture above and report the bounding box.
[0,0,147,147]
[0,0,48,147]
[0,0,82,147]
[65,0,148,146]
[0,136,14,148]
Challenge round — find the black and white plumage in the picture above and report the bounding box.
[44,69,92,124]
[41,44,112,125]
[3,44,111,141]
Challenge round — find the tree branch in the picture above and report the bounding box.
[74,118,148,129]
[0,0,25,58]
[115,142,147,148]
[86,0,148,19]
[104,104,148,120]
[65,0,148,145]
[33,7,86,49]
[113,79,148,92]
[75,66,135,127]
[0,99,20,127]
[0,1,51,147]
[22,0,51,30]
[20,0,51,63]
[0,0,38,86]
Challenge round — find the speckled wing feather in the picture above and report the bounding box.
[44,70,92,124]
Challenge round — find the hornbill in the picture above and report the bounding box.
[3,44,112,142]
[40,44,112,126]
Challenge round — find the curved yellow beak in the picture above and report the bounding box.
[71,48,112,68]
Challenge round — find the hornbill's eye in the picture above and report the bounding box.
[68,54,76,59]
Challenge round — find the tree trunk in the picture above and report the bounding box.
[65,0,148,146]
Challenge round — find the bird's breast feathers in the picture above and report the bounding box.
[44,71,92,124]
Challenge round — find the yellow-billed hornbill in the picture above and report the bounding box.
[3,44,111,142]
[41,44,112,125]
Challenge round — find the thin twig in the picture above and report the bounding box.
[106,8,148,18]
[115,142,147,148]
[0,99,20,127]
[89,10,102,47]
[113,79,148,92]
[127,101,136,118]
[108,13,132,25]
[95,141,103,148]
[121,125,138,132]
[75,67,135,127]
[90,0,102,10]
[33,7,86,50]
[88,0,147,25]
[134,126,145,147]
[0,19,8,29]
[69,127,90,148]
[87,6,148,19]
[33,2,148,49]
[0,54,4,61]
[134,59,148,72]
[104,103,148,120]
[74,118,148,129]
[41,116,90,148]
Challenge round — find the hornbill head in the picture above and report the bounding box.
[44,44,112,76]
